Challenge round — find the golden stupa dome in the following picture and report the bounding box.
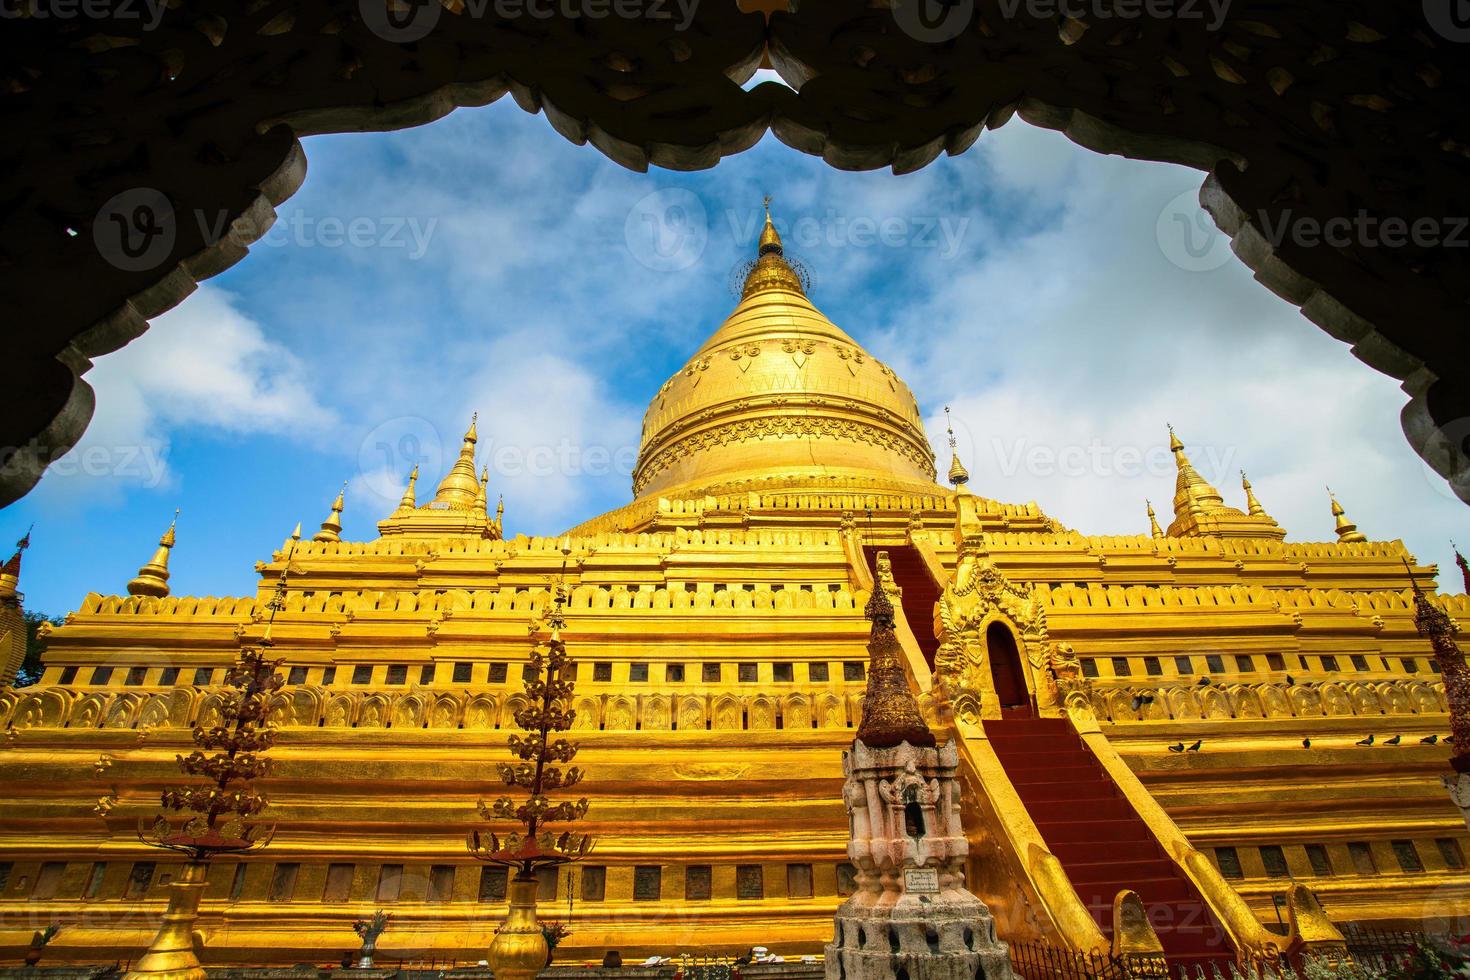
[632,207,937,499]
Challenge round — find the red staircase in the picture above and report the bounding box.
[986,715,1235,971]
[864,545,941,669]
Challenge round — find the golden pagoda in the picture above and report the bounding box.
[0,212,1466,967]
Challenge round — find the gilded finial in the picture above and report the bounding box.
[0,525,31,602]
[127,509,180,598]
[1241,470,1267,517]
[1147,500,1164,540]
[944,405,970,489]
[1166,425,1224,522]
[399,465,419,509]
[290,522,302,543]
[313,481,347,542]
[430,413,483,508]
[1328,488,1366,543]
[758,197,783,256]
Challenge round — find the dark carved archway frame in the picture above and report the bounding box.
[2,1,1465,506]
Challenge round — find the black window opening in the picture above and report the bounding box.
[629,663,649,683]
[1215,847,1243,880]
[842,662,865,682]
[809,662,830,682]
[351,664,373,685]
[702,663,722,683]
[453,662,473,683]
[666,664,686,683]
[737,663,758,683]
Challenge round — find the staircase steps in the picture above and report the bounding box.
[863,545,941,668]
[985,716,1234,969]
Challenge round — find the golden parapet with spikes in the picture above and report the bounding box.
[127,509,180,598]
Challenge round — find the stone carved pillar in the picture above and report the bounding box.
[824,739,1014,980]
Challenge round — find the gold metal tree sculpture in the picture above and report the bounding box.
[123,526,299,980]
[1407,562,1470,773]
[468,577,593,980]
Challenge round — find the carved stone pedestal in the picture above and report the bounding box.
[823,740,1013,980]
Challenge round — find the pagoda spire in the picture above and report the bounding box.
[1455,543,1469,595]
[1241,471,1268,517]
[1147,500,1164,540]
[741,198,806,298]
[127,509,179,598]
[1328,488,1367,543]
[431,413,482,508]
[855,574,935,749]
[313,482,347,543]
[1168,425,1225,520]
[0,527,31,603]
[397,466,419,511]
[945,406,970,490]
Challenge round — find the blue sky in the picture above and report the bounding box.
[7,78,1469,614]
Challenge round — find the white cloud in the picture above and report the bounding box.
[34,285,335,504]
[888,123,1468,580]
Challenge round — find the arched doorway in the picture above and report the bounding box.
[986,622,1029,716]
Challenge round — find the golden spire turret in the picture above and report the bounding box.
[1329,489,1367,543]
[1169,425,1225,517]
[1147,500,1163,540]
[127,509,179,598]
[945,406,970,490]
[313,482,347,543]
[1163,427,1284,541]
[475,465,489,512]
[1241,471,1266,517]
[431,413,482,507]
[740,197,806,299]
[398,466,419,510]
[0,527,28,602]
[854,571,935,749]
[495,494,505,532]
